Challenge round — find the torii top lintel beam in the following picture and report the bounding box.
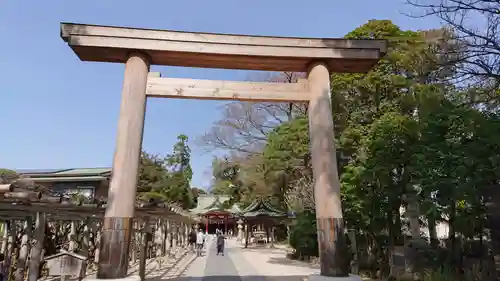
[60,22,387,73]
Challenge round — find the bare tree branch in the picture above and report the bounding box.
[196,72,308,156]
[285,175,315,212]
[406,0,500,85]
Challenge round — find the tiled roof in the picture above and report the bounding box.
[17,168,111,178]
[190,194,241,214]
[241,196,287,218]
[14,168,111,183]
[50,168,111,176]
[31,176,107,182]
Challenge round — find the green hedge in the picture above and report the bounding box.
[289,211,318,258]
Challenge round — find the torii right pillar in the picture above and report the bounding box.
[308,62,357,281]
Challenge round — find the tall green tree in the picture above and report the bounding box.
[191,187,206,206]
[200,18,500,278]
[210,156,250,207]
[262,117,310,209]
[164,134,195,209]
[137,152,168,194]
[263,20,470,277]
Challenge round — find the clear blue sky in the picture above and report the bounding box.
[0,0,440,189]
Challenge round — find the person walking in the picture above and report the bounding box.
[188,228,197,252]
[196,229,204,257]
[216,233,226,256]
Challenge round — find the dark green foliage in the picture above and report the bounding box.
[289,211,318,259]
[201,17,500,280]
[0,169,18,184]
[139,134,196,209]
[137,152,166,193]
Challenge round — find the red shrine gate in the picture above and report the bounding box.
[192,195,240,234]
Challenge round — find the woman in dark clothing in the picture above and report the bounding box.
[216,234,226,256]
[188,229,197,252]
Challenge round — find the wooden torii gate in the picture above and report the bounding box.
[60,23,386,281]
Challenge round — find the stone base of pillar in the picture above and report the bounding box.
[307,274,362,281]
[84,275,140,281]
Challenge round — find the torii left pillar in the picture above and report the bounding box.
[97,52,150,279]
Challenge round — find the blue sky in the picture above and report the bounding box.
[0,0,441,189]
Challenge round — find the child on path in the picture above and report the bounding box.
[196,229,205,257]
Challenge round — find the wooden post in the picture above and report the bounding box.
[178,222,184,248]
[82,221,90,257]
[131,220,138,263]
[68,221,77,252]
[185,223,190,248]
[162,220,168,255]
[153,219,161,257]
[5,220,16,280]
[286,224,291,245]
[182,222,188,248]
[166,220,172,255]
[28,212,46,281]
[244,223,249,248]
[184,223,188,248]
[270,226,275,248]
[1,221,7,255]
[91,222,101,270]
[205,217,208,234]
[97,52,150,279]
[308,62,350,277]
[224,217,228,234]
[15,216,33,281]
[171,223,177,256]
[139,218,150,281]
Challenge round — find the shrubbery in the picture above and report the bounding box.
[289,211,318,259]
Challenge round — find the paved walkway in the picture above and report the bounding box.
[176,236,319,281]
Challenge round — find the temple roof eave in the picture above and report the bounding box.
[189,194,242,215]
[242,211,288,218]
[240,196,288,218]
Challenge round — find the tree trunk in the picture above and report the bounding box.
[427,215,438,248]
[347,230,359,275]
[485,191,500,281]
[406,193,422,278]
[448,200,459,267]
[388,211,396,278]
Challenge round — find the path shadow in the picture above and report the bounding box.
[145,251,198,279]
[266,257,319,269]
[166,275,307,281]
[239,247,289,255]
